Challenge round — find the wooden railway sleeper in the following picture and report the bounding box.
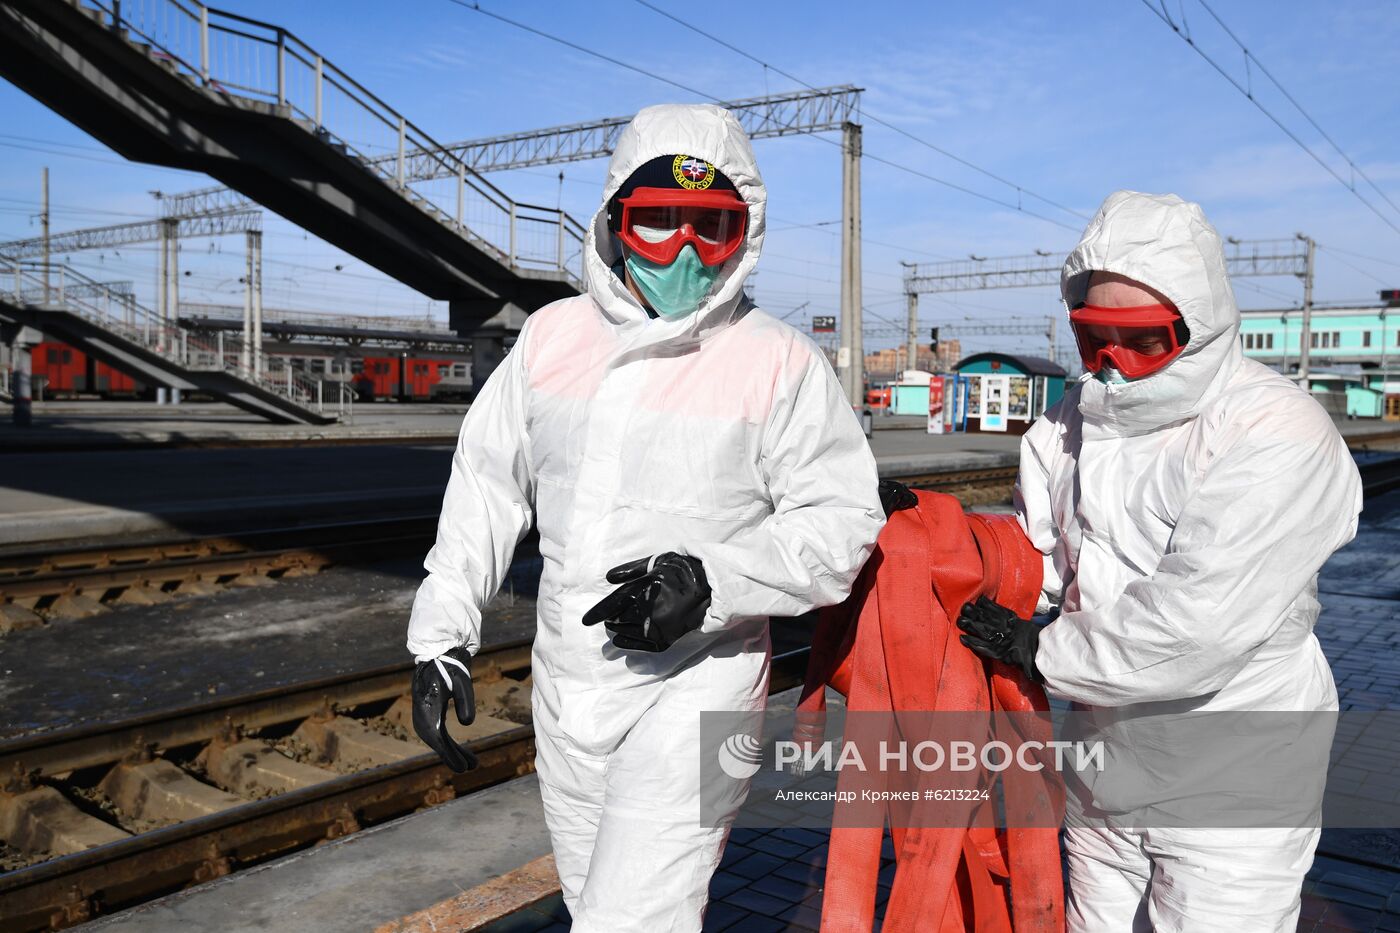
[421,774,455,809]
[48,887,91,931]
[190,840,233,885]
[322,804,361,843]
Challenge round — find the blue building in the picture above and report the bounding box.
[1238,304,1399,371]
[1238,302,1400,417]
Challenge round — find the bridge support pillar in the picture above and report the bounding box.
[12,345,30,426]
[2,324,42,427]
[471,335,507,397]
[451,299,529,395]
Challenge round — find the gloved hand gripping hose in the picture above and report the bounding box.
[957,595,1045,684]
[878,479,918,517]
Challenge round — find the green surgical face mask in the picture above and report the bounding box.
[624,245,720,320]
[1094,366,1131,385]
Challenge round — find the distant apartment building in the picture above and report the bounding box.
[864,339,962,380]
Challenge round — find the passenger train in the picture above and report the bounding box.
[28,342,473,402]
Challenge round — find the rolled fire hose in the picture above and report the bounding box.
[795,490,1064,932]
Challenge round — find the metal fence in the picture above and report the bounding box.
[2,258,351,418]
[85,0,585,285]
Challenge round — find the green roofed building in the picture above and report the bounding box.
[952,353,1068,435]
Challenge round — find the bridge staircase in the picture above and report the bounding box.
[0,261,341,425]
[0,0,585,332]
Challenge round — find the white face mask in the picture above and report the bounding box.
[1094,366,1130,385]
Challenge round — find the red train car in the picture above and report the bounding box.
[25,343,467,404]
[31,342,143,397]
[353,356,459,401]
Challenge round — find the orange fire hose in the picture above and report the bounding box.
[795,490,1064,932]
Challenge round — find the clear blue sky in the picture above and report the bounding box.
[2,0,1397,363]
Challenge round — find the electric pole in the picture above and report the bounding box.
[839,122,863,407]
[40,168,49,301]
[905,287,919,375]
[1296,233,1315,382]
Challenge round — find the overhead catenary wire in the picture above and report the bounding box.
[1138,0,1400,239]
[1232,278,1302,305]
[1316,246,1393,290]
[443,0,704,101]
[443,0,1081,233]
[1188,0,1400,222]
[0,138,199,175]
[1318,244,1400,274]
[0,195,157,220]
[630,0,1088,224]
[766,218,957,262]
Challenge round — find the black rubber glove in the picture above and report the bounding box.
[582,552,711,652]
[411,646,478,772]
[957,595,1044,684]
[878,479,918,517]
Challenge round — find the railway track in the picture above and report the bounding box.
[0,467,1019,625]
[4,453,1400,929]
[6,452,1398,627]
[895,465,1019,506]
[1346,428,1400,451]
[0,636,812,931]
[4,451,1398,625]
[0,515,442,626]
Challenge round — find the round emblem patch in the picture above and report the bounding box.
[672,155,715,190]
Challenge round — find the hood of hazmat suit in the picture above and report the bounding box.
[406,104,884,932]
[1017,191,1362,929]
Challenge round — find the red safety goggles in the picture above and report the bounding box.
[615,187,748,267]
[1069,303,1188,380]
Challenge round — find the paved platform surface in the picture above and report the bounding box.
[2,398,1392,451]
[77,773,554,933]
[0,401,470,451]
[0,428,1020,547]
[0,402,935,451]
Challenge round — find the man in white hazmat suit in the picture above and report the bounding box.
[405,103,885,931]
[957,190,1362,931]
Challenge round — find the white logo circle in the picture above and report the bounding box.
[717,732,764,779]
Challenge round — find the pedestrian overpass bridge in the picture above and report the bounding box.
[0,0,584,346]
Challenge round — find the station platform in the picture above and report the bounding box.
[0,401,470,451]
[0,402,933,452]
[0,429,1020,548]
[1,397,1395,453]
[66,489,1400,932]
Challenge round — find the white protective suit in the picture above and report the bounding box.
[1016,191,1362,932]
[406,104,884,932]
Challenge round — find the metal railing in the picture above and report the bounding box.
[180,301,454,335]
[2,258,349,419]
[83,0,585,286]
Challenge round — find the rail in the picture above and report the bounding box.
[0,639,810,932]
[82,0,585,285]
